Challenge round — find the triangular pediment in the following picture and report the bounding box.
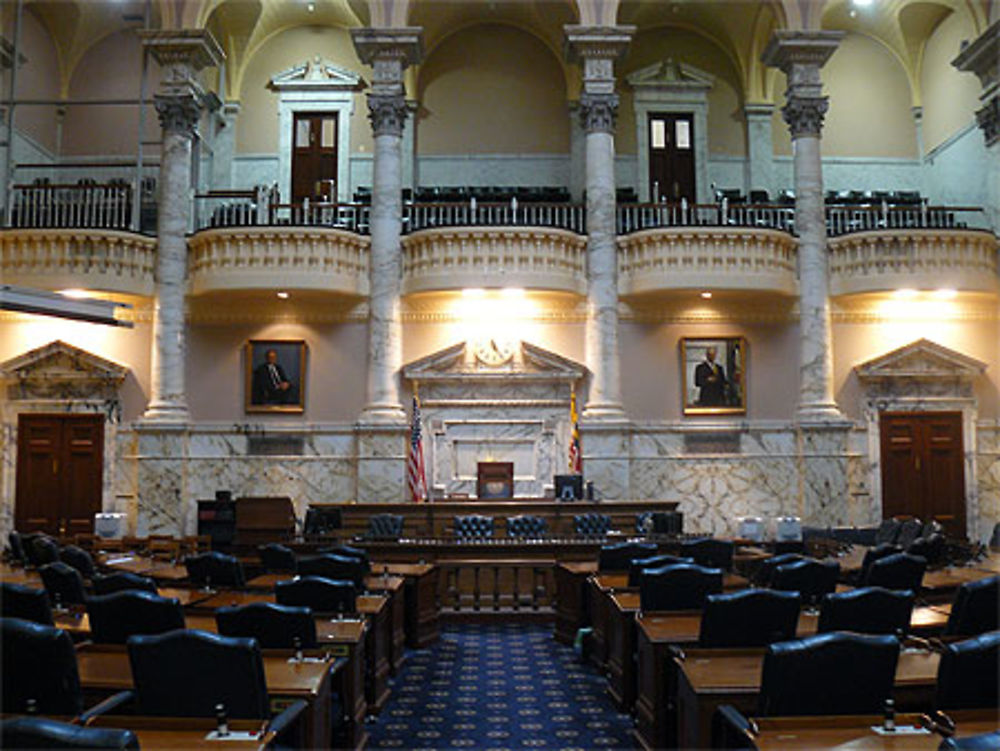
[627,59,715,91]
[855,339,987,381]
[269,57,364,91]
[1,340,128,381]
[403,340,585,382]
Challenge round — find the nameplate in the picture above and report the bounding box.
[869,726,930,736]
[204,731,262,742]
[247,436,304,456]
[683,433,741,455]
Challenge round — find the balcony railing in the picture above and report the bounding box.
[403,200,586,234]
[617,201,795,234]
[824,205,988,236]
[8,182,137,231]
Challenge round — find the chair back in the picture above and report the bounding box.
[26,535,60,568]
[758,632,899,716]
[906,534,945,565]
[0,717,139,750]
[368,513,404,540]
[319,545,371,573]
[627,555,693,587]
[710,705,759,751]
[817,586,914,635]
[771,558,840,604]
[573,513,610,538]
[864,552,926,592]
[935,631,1000,710]
[257,543,297,573]
[453,515,495,539]
[1,618,83,715]
[598,541,657,572]
[699,589,801,647]
[8,531,27,564]
[506,515,548,538]
[895,518,924,548]
[216,602,318,648]
[183,551,245,588]
[945,576,999,636]
[938,731,1000,750]
[92,571,158,596]
[639,563,723,612]
[127,629,270,719]
[680,538,735,571]
[297,554,366,586]
[87,591,185,644]
[874,518,902,546]
[59,545,95,579]
[859,543,902,581]
[39,562,87,606]
[753,553,804,587]
[1,582,54,625]
[275,575,357,615]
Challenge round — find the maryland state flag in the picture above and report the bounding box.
[568,388,582,474]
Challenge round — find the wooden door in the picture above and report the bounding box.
[648,113,696,202]
[291,112,338,203]
[15,414,103,535]
[880,412,965,537]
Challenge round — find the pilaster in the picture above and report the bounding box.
[211,101,240,190]
[744,103,774,196]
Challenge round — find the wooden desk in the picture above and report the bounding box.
[74,643,340,750]
[87,716,275,750]
[554,562,595,645]
[674,648,940,750]
[96,554,189,582]
[749,710,999,750]
[376,562,439,648]
[922,566,998,602]
[0,564,41,586]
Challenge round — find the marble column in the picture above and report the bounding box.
[139,31,224,423]
[953,21,999,232]
[763,32,844,421]
[744,103,774,196]
[565,25,633,422]
[351,28,422,425]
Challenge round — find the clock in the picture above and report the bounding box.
[473,337,516,366]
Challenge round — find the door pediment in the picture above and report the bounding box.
[402,340,585,383]
[0,340,127,400]
[269,57,365,92]
[855,338,987,382]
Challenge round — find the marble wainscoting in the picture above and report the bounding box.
[976,421,1000,544]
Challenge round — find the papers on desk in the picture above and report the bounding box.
[204,731,263,742]
[103,556,135,565]
[286,656,329,664]
[869,726,931,736]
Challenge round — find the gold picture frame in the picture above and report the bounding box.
[681,336,746,415]
[245,339,307,414]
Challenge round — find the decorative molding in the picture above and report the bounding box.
[782,95,829,138]
[154,93,202,135]
[269,56,364,93]
[403,340,585,383]
[855,338,987,383]
[578,92,619,133]
[367,93,408,137]
[1,339,127,402]
[975,95,999,147]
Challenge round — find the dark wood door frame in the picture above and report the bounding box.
[291,112,338,204]
[648,112,696,202]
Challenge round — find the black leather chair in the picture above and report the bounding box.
[0,717,138,750]
[896,518,924,548]
[506,515,548,538]
[319,545,371,574]
[771,558,840,605]
[758,632,900,716]
[26,535,60,568]
[58,545,95,579]
[938,731,1000,750]
[39,562,87,607]
[368,513,405,540]
[1,618,130,719]
[858,543,903,583]
[753,553,804,587]
[86,591,185,644]
[183,551,246,588]
[680,538,735,571]
[216,602,318,648]
[639,563,723,612]
[92,571,158,596]
[628,554,693,587]
[710,705,759,750]
[454,515,495,539]
[699,589,801,647]
[935,631,1000,710]
[1,582,54,625]
[598,541,657,572]
[651,511,684,536]
[864,552,926,593]
[257,543,297,573]
[276,576,357,615]
[874,518,903,546]
[945,576,998,636]
[7,531,27,565]
[297,554,366,586]
[573,513,611,538]
[817,586,914,635]
[907,533,945,565]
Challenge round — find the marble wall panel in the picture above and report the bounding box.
[975,423,999,544]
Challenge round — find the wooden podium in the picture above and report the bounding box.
[235,496,296,544]
[476,462,514,499]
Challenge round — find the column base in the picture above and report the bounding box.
[581,402,627,422]
[139,401,190,424]
[796,401,845,422]
[359,402,408,425]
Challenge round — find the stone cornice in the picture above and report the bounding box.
[951,20,998,95]
[761,31,844,72]
[138,29,224,74]
[350,27,423,67]
[564,25,635,62]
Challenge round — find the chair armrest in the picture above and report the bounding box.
[79,690,134,723]
[267,699,309,738]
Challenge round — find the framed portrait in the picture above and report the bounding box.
[245,339,306,414]
[681,337,747,415]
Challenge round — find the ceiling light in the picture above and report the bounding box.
[852,0,873,6]
[700,291,713,299]
[306,1,315,11]
[58,288,93,299]
[276,291,289,299]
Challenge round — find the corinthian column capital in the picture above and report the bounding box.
[154,93,202,136]
[782,95,830,139]
[367,93,409,137]
[579,91,619,134]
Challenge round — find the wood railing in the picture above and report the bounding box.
[438,558,555,612]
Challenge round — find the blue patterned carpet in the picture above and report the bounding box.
[370,623,636,750]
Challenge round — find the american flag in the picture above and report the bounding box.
[568,388,582,474]
[407,391,428,503]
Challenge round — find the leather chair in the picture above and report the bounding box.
[710,705,759,750]
[864,552,926,593]
[257,543,297,573]
[874,518,903,546]
[639,563,723,612]
[8,531,27,565]
[506,515,548,538]
[276,575,357,616]
[858,543,903,583]
[770,558,840,605]
[935,631,1000,710]
[573,513,611,538]
[86,591,185,644]
[753,553,804,588]
[628,554,693,587]
[907,533,945,565]
[59,545,95,579]
[26,535,60,568]
[945,576,998,636]
[938,731,1000,750]
[297,554,366,586]
[758,632,900,716]
[39,562,87,607]
[454,515,495,539]
[1,582,54,625]
[817,586,914,635]
[635,512,654,534]
[680,538,735,571]
[183,551,246,588]
[92,571,158,596]
[368,513,405,540]
[319,545,371,574]
[598,541,657,572]
[896,518,924,548]
[0,717,138,750]
[699,589,801,647]
[651,511,684,536]
[216,602,318,649]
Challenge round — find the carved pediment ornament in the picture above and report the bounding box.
[403,340,585,382]
[855,338,987,382]
[269,57,365,91]
[1,340,127,401]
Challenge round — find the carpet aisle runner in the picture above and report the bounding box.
[370,623,636,750]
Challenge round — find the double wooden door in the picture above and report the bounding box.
[15,414,103,536]
[880,411,965,537]
[291,112,338,203]
[648,112,696,202]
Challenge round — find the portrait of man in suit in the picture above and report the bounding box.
[694,346,727,406]
[246,340,306,413]
[682,337,746,415]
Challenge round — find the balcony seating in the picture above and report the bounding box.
[183,551,246,589]
[770,558,840,605]
[597,541,657,572]
[1,581,54,624]
[0,716,138,750]
[216,602,318,649]
[817,587,914,635]
[699,589,801,648]
[59,545,95,579]
[86,591,185,644]
[257,543,298,574]
[506,515,548,538]
[680,538,735,571]
[454,515,495,539]
[297,554,366,586]
[92,572,158,596]
[39,562,87,607]
[944,576,999,636]
[758,632,900,716]
[368,513,405,540]
[864,552,926,594]
[935,631,1000,710]
[627,555,693,587]
[639,563,723,612]
[573,513,611,538]
[275,575,357,616]
[748,189,770,204]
